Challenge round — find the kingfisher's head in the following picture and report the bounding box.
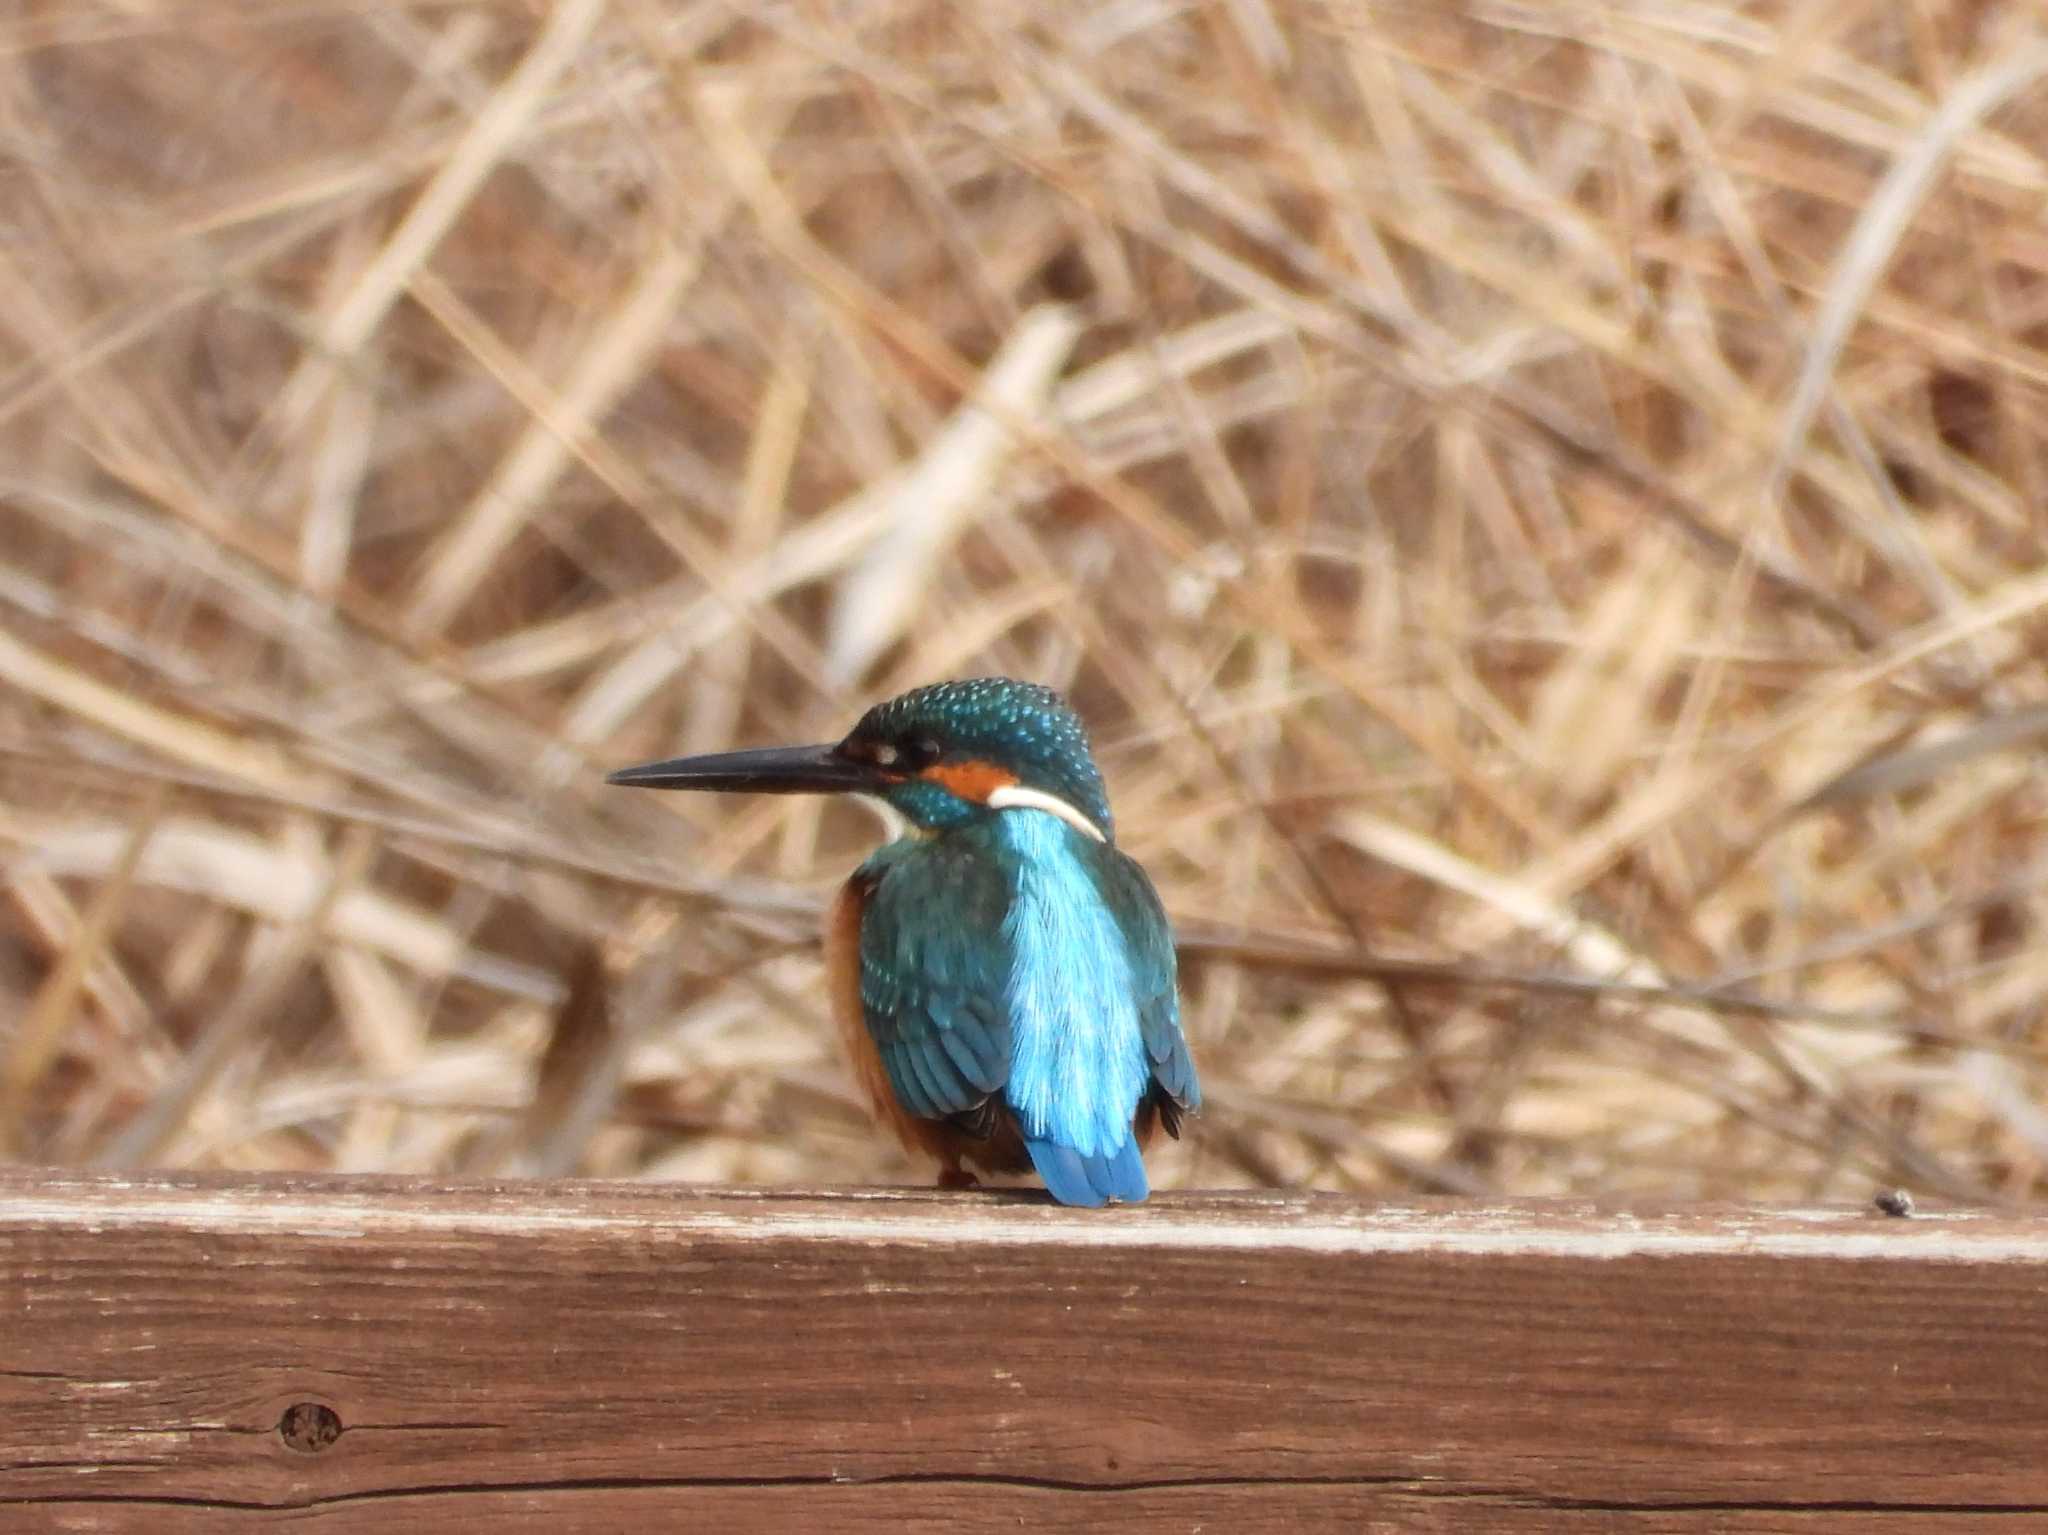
[607,678,1114,842]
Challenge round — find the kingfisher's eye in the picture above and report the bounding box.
[901,736,942,770]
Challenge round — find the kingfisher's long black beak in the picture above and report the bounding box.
[605,743,877,796]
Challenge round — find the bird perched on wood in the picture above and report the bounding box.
[607,678,1199,1207]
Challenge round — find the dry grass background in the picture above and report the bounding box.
[5,0,2048,1204]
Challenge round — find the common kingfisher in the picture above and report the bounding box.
[607,678,1199,1207]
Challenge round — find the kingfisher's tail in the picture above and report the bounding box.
[1025,1135,1149,1207]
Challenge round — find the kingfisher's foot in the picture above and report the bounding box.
[937,1167,981,1190]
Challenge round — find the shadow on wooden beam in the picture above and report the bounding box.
[2,1169,2045,1530]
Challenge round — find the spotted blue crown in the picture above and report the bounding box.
[848,678,1116,841]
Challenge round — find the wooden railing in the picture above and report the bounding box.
[3,1168,2044,1529]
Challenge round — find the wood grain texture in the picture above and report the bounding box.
[1,1170,2044,1531]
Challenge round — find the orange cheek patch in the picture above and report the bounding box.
[922,758,1018,802]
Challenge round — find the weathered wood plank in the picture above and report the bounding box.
[3,1486,2013,1535]
[0,1170,2043,1530]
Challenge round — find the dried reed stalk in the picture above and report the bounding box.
[3,0,2046,1202]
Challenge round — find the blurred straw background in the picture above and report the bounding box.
[6,0,2048,1202]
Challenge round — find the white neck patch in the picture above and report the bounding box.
[986,783,1107,842]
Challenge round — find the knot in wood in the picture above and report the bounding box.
[278,1401,343,1454]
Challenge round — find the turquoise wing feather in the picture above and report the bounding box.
[854,839,1014,1128]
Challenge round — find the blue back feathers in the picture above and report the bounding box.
[999,812,1153,1204]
